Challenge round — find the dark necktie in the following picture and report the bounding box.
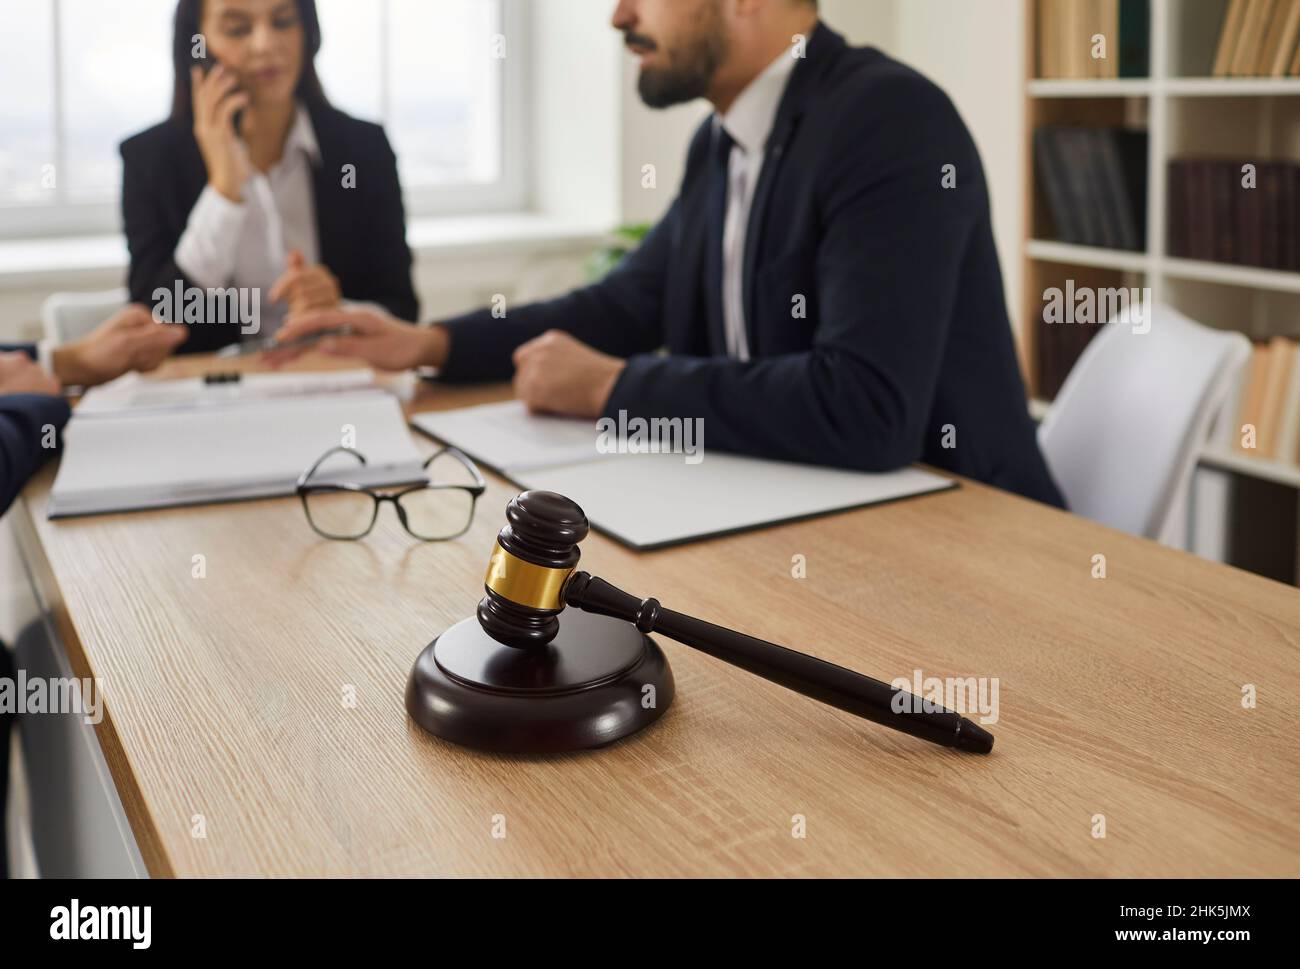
[705,124,735,355]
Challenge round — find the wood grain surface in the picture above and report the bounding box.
[12,354,1300,877]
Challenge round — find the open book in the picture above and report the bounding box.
[412,401,955,550]
[48,388,425,519]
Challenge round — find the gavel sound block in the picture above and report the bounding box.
[406,490,994,756]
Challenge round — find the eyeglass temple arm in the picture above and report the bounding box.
[297,446,367,489]
[424,446,487,493]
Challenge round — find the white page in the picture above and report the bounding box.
[74,369,377,419]
[412,400,609,473]
[49,390,424,518]
[513,451,955,550]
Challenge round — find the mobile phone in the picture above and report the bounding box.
[194,52,244,136]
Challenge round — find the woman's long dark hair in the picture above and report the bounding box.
[170,0,329,121]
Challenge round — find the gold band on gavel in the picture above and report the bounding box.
[483,545,574,610]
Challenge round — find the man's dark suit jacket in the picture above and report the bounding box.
[440,25,1064,507]
[120,102,419,354]
[0,344,68,515]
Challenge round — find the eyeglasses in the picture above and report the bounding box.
[296,445,486,541]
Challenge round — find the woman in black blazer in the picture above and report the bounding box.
[121,0,418,354]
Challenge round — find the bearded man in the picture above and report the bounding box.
[277,0,1064,507]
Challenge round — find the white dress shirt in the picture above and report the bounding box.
[715,48,800,361]
[174,105,321,340]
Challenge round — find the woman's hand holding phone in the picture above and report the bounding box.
[190,64,251,203]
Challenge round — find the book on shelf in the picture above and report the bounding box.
[1231,0,1276,76]
[1226,336,1300,464]
[1213,0,1300,76]
[1213,0,1250,75]
[1261,0,1300,71]
[1276,343,1300,464]
[1167,158,1300,270]
[1118,0,1151,76]
[1036,0,1148,79]
[1036,307,1105,402]
[1034,124,1148,250]
[1259,336,1292,456]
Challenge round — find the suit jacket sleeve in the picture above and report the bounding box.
[367,129,420,322]
[0,394,70,516]
[121,136,200,313]
[606,75,979,472]
[436,198,681,383]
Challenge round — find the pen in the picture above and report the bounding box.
[215,325,355,359]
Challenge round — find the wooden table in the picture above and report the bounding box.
[13,355,1300,877]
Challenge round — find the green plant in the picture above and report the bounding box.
[585,223,653,282]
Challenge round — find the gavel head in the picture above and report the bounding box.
[477,491,589,649]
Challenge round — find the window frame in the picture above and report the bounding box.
[0,0,530,240]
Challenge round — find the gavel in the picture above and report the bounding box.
[471,491,993,754]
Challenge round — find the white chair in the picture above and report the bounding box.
[1038,301,1250,541]
[39,288,129,346]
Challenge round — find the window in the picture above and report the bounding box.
[315,0,525,214]
[0,0,525,239]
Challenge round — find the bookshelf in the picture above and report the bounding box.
[1023,0,1300,585]
[1029,77,1300,95]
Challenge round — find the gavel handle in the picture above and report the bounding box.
[564,572,993,754]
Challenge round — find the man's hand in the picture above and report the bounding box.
[512,330,625,419]
[269,307,448,371]
[269,249,342,316]
[51,304,189,388]
[0,352,61,397]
